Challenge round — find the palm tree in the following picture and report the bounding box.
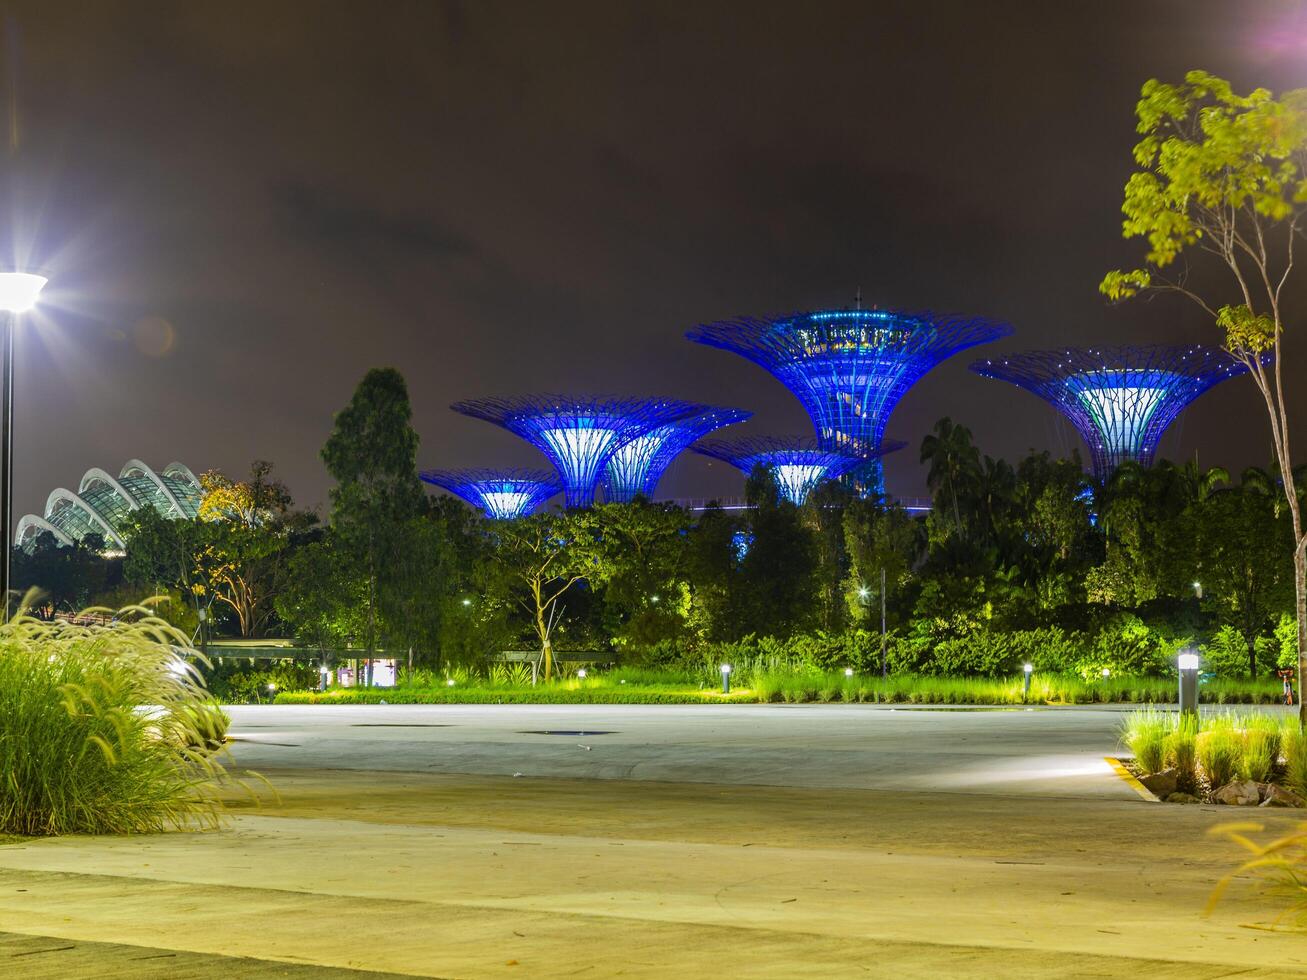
[920,418,980,536]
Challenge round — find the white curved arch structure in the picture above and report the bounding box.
[43,488,126,548]
[120,459,187,517]
[16,514,74,548]
[162,461,201,488]
[79,467,142,512]
[16,459,205,554]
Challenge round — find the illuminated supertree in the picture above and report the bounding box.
[450,395,701,508]
[969,345,1262,480]
[690,436,905,506]
[687,308,1010,491]
[601,405,752,504]
[420,468,561,519]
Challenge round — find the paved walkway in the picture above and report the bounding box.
[1,705,1304,977]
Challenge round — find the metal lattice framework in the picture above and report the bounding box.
[601,405,752,504]
[969,345,1261,479]
[690,436,906,506]
[420,468,562,519]
[686,309,1010,487]
[450,395,702,508]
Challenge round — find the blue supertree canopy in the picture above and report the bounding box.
[969,345,1264,480]
[690,436,905,506]
[450,394,702,508]
[686,309,1010,469]
[601,405,752,504]
[420,468,561,519]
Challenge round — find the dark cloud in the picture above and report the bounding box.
[1,0,1302,515]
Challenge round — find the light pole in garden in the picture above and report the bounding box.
[0,271,47,620]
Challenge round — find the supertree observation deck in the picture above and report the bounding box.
[420,468,561,520]
[450,395,702,508]
[690,436,906,506]
[601,405,752,504]
[686,308,1010,491]
[969,345,1262,480]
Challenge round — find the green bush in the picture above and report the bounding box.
[0,608,234,836]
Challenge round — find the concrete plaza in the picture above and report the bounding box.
[1,704,1305,977]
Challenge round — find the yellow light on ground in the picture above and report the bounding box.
[0,272,47,313]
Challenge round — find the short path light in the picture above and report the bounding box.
[1101,668,1111,680]
[720,663,732,694]
[1178,649,1200,718]
[1022,663,1033,697]
[446,678,456,687]
[577,668,587,679]
[844,667,854,678]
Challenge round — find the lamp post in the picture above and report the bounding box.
[1178,649,1200,718]
[0,272,47,620]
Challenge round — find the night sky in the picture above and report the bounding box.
[3,1,1306,518]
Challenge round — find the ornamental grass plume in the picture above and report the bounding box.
[0,602,238,836]
[1207,822,1307,928]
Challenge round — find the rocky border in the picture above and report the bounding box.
[1112,757,1306,807]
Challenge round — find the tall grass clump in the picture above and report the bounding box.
[0,605,235,836]
[1282,724,1307,799]
[1165,716,1199,793]
[1122,709,1170,774]
[1197,728,1243,790]
[1239,715,1282,784]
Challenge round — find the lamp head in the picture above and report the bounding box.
[0,272,47,313]
[1023,663,1033,674]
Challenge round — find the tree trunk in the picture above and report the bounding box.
[1247,634,1258,680]
[1296,544,1306,726]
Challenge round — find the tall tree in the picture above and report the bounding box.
[321,368,427,667]
[1101,71,1307,721]
[197,461,314,637]
[1195,480,1294,677]
[486,510,600,679]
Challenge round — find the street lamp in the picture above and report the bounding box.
[1178,649,1200,717]
[0,271,47,618]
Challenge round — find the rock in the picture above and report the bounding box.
[1213,779,1261,806]
[1258,784,1306,808]
[1140,768,1178,797]
[1165,792,1200,804]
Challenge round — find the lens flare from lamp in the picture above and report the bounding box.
[0,272,47,313]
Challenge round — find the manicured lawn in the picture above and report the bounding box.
[274,672,1288,706]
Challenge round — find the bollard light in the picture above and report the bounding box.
[1101,668,1111,679]
[577,668,587,679]
[462,598,471,606]
[1178,650,1200,717]
[446,678,456,687]
[844,667,854,678]
[1022,663,1033,697]
[720,663,732,694]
